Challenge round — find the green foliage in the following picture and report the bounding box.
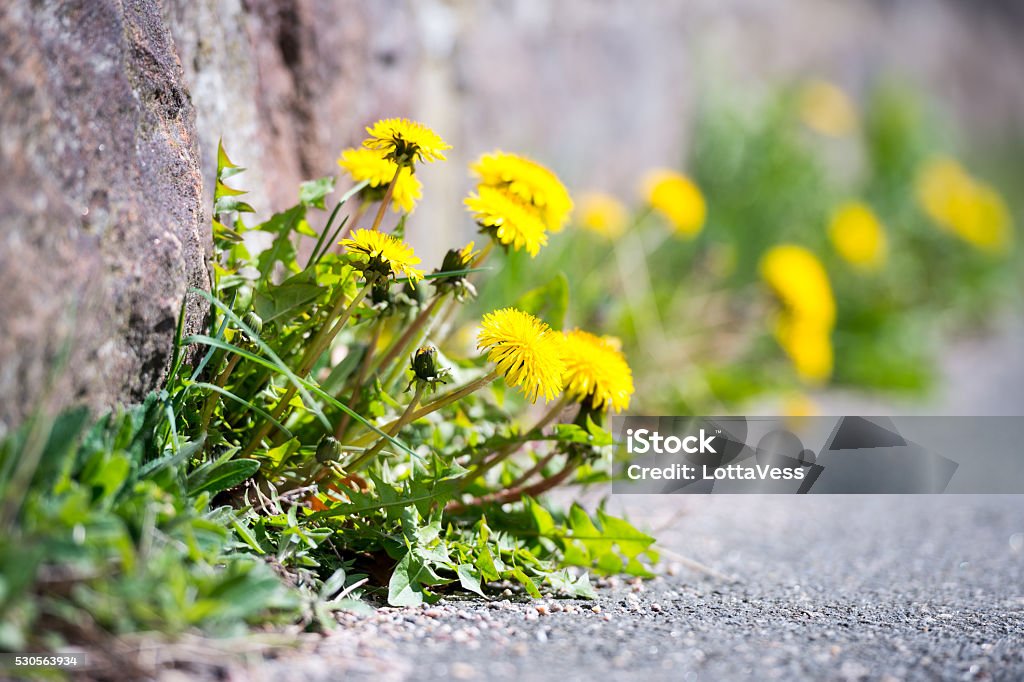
[474,81,1020,412]
[9,130,660,655]
[0,402,299,651]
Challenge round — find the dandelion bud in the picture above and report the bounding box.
[242,311,263,337]
[412,346,439,382]
[315,436,343,463]
[432,242,480,300]
[407,346,450,392]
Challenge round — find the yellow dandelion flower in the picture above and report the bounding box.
[576,192,629,239]
[957,183,1013,253]
[915,157,1012,253]
[477,308,565,403]
[561,329,634,413]
[759,245,836,328]
[464,186,549,257]
[828,201,887,270]
[363,117,450,166]
[338,148,423,213]
[341,228,424,285]
[916,156,971,225]
[798,80,858,137]
[641,169,706,237]
[470,151,574,232]
[774,317,833,384]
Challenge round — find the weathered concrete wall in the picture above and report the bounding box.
[0,0,209,430]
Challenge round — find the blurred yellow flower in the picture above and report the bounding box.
[774,317,834,384]
[759,245,836,327]
[477,308,565,403]
[798,80,858,137]
[464,186,549,257]
[760,245,836,383]
[561,329,635,413]
[916,157,1012,253]
[470,152,574,233]
[341,228,424,285]
[363,117,450,166]
[576,192,629,239]
[828,201,887,270]
[338,148,423,213]
[641,169,706,237]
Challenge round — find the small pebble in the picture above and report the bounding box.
[450,662,475,680]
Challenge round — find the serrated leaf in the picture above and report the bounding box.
[525,496,556,535]
[252,268,324,324]
[511,567,541,598]
[388,550,426,607]
[474,546,500,582]
[457,564,486,597]
[214,196,255,214]
[190,459,260,495]
[596,509,656,559]
[299,177,335,209]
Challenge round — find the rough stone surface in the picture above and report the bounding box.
[0,1,209,429]
[165,0,419,215]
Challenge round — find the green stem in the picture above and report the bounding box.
[199,353,241,435]
[457,395,569,491]
[240,282,372,457]
[369,168,400,232]
[347,382,425,471]
[349,369,500,448]
[333,318,383,439]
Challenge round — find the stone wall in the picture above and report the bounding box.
[0,1,209,430]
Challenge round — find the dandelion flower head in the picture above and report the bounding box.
[759,245,835,328]
[338,148,422,213]
[828,201,887,270]
[341,228,424,285]
[798,80,858,137]
[576,192,629,239]
[363,117,450,166]
[470,152,574,233]
[641,169,706,237]
[464,186,549,257]
[477,308,566,403]
[774,316,834,383]
[916,157,1012,253]
[561,329,634,412]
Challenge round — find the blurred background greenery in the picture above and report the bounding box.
[465,79,1021,415]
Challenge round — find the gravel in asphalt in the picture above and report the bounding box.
[198,495,1023,682]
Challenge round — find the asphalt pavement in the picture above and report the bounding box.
[227,494,1024,682]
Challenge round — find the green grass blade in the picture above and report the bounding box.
[185,382,293,439]
[188,288,332,431]
[180,333,420,460]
